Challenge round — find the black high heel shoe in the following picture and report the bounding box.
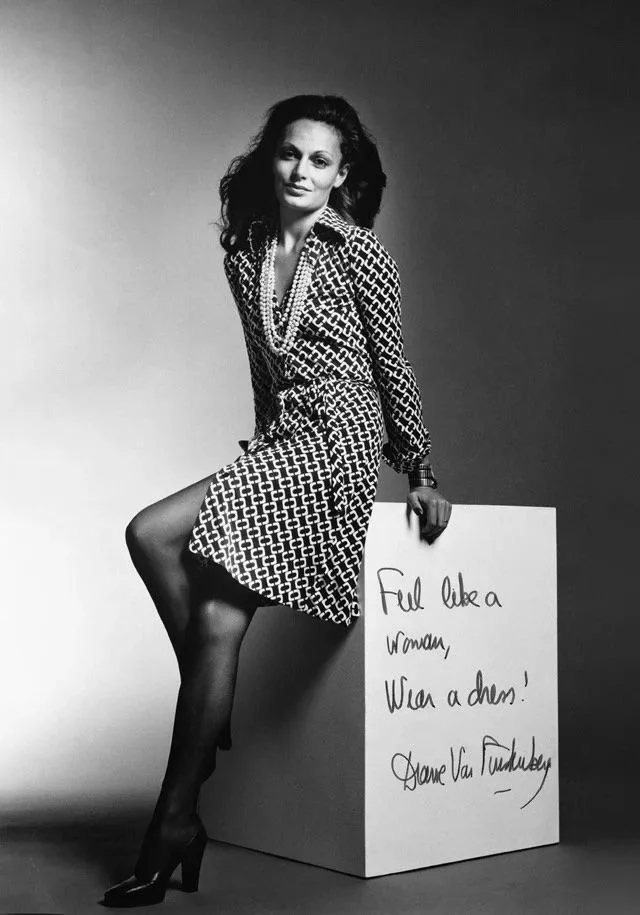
[102,822,208,908]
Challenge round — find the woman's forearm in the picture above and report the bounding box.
[407,457,437,491]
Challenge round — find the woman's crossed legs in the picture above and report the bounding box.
[124,474,265,864]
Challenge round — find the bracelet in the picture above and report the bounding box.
[408,463,438,490]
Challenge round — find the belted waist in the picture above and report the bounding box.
[279,377,378,518]
[273,375,377,395]
[241,376,380,519]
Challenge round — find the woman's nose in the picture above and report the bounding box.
[293,158,309,179]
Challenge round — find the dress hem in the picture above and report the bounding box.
[187,540,358,629]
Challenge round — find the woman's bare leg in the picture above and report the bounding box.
[135,574,259,878]
[114,476,269,884]
[158,588,257,815]
[124,475,216,678]
[104,546,262,896]
[124,475,240,749]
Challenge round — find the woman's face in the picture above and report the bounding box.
[272,119,349,216]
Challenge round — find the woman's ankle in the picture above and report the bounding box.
[151,790,199,832]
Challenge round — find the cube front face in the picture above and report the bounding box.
[363,504,559,877]
[202,504,559,879]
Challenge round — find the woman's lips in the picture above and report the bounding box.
[286,184,308,192]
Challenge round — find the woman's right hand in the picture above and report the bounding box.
[406,486,453,544]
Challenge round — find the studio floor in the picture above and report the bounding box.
[1,778,637,915]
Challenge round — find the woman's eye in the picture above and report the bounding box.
[278,149,328,167]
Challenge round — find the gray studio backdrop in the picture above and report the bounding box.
[1,0,635,807]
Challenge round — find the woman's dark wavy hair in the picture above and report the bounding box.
[218,94,387,253]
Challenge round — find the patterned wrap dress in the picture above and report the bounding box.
[187,205,431,627]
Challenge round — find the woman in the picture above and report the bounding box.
[102,94,452,908]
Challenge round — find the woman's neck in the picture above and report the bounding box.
[277,203,327,254]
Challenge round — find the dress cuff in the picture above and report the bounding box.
[381,441,432,475]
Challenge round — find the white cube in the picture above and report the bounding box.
[201,503,559,877]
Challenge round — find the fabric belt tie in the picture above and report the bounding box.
[246,376,378,520]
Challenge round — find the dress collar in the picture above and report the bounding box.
[312,204,353,242]
[247,204,353,256]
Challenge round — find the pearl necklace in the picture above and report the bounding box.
[260,234,318,355]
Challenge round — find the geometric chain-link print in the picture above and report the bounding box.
[187,205,430,626]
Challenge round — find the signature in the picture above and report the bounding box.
[390,734,552,809]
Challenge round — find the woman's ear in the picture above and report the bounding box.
[334,163,350,189]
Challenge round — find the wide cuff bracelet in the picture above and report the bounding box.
[408,464,438,490]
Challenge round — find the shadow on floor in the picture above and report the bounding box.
[2,777,637,867]
[1,778,638,915]
[1,799,159,887]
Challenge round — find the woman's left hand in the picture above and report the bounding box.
[406,486,453,544]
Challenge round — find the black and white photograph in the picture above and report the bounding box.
[1,1,637,913]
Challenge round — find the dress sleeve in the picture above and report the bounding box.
[223,253,274,440]
[349,229,432,473]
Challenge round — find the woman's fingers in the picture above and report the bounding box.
[407,492,423,516]
[407,492,453,543]
[424,497,453,543]
[420,499,439,542]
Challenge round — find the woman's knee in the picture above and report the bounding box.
[125,479,213,561]
[192,599,255,648]
[125,506,164,559]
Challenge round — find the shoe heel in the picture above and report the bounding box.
[181,830,207,893]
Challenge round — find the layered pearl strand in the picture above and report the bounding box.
[260,233,318,355]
